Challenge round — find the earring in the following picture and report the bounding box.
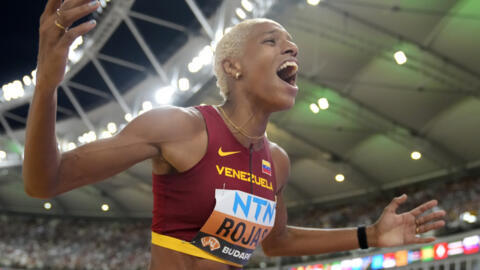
[235,72,241,80]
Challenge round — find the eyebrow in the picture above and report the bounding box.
[262,29,293,41]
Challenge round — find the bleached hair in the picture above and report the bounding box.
[214,18,279,99]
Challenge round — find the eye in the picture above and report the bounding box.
[264,39,276,45]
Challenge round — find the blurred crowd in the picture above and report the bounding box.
[0,217,151,270]
[0,176,478,270]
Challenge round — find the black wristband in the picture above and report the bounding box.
[357,226,369,249]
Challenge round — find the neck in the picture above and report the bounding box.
[219,99,270,147]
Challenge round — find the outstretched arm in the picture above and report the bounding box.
[261,145,446,256]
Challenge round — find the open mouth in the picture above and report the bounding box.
[276,61,298,86]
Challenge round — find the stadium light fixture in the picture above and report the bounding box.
[107,122,117,134]
[124,113,133,122]
[188,56,203,73]
[307,0,321,6]
[178,78,190,91]
[142,101,153,111]
[318,98,329,110]
[155,86,175,104]
[0,151,6,160]
[310,103,320,114]
[235,8,247,20]
[23,75,32,86]
[241,0,254,12]
[462,212,477,224]
[198,45,214,66]
[44,202,52,210]
[101,203,110,212]
[394,51,407,65]
[335,174,345,182]
[99,130,112,139]
[411,151,422,160]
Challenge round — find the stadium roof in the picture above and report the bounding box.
[0,0,479,217]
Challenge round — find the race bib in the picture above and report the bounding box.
[191,189,276,266]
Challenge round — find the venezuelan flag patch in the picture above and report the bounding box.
[262,160,271,176]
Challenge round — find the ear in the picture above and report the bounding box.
[222,58,242,78]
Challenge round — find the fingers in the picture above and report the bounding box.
[61,0,93,12]
[57,1,100,29]
[414,236,436,244]
[45,0,62,15]
[417,220,445,234]
[385,194,407,213]
[410,199,438,217]
[60,20,97,48]
[416,210,446,225]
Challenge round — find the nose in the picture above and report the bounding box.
[282,40,298,57]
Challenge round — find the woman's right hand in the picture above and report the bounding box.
[36,0,100,90]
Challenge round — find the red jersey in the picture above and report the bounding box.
[151,105,277,242]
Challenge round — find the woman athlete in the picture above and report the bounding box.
[24,0,446,269]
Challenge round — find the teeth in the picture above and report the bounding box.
[277,61,298,73]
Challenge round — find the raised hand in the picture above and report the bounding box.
[36,0,99,90]
[371,194,446,247]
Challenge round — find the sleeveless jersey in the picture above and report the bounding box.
[151,105,277,243]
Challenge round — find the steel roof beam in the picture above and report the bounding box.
[97,53,148,72]
[0,114,22,149]
[4,112,27,124]
[66,81,112,99]
[90,57,132,114]
[57,106,76,116]
[60,85,96,132]
[123,15,169,83]
[185,0,215,40]
[128,11,187,33]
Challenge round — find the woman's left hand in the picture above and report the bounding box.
[369,194,446,247]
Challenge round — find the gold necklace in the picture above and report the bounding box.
[217,106,265,140]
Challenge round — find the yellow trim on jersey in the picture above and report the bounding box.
[151,231,243,268]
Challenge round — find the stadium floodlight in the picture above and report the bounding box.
[199,45,214,66]
[107,122,117,134]
[235,8,247,20]
[318,97,329,110]
[178,78,190,91]
[462,212,477,224]
[23,75,32,86]
[411,151,422,160]
[124,113,133,122]
[224,27,233,34]
[188,56,203,73]
[307,0,321,6]
[99,130,112,139]
[310,103,320,114]
[101,203,110,212]
[67,142,76,151]
[155,86,175,105]
[142,101,153,111]
[335,174,345,182]
[241,0,254,12]
[44,202,52,210]
[0,151,6,160]
[31,69,37,85]
[394,51,407,65]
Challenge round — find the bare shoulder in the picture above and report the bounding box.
[121,105,205,143]
[268,141,290,193]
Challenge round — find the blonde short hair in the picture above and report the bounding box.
[214,18,279,99]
